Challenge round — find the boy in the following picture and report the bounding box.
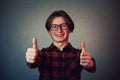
[26,10,96,80]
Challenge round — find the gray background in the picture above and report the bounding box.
[0,0,120,80]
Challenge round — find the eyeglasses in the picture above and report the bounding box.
[50,23,68,31]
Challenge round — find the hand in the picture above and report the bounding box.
[26,37,38,63]
[80,42,94,68]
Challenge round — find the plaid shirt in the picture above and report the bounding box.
[27,43,96,80]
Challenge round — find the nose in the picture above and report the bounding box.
[57,26,62,32]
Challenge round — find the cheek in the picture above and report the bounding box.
[65,30,70,35]
[48,31,55,37]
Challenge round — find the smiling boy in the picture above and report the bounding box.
[26,10,96,80]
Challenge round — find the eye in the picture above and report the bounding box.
[51,24,58,30]
[52,25,57,28]
[62,24,67,27]
[61,23,68,29]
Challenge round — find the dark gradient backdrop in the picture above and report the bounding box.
[0,0,120,80]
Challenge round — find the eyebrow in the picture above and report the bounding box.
[51,23,67,25]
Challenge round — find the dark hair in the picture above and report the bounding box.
[45,10,74,32]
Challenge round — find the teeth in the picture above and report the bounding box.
[55,34,63,37]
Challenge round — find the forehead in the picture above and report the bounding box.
[52,17,66,24]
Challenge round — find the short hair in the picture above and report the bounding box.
[45,10,74,32]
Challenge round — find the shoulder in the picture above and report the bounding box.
[39,47,50,53]
[68,43,82,53]
[38,44,54,53]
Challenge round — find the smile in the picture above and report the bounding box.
[55,34,64,37]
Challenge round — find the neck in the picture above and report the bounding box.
[53,41,68,51]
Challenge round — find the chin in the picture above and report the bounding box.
[55,39,67,43]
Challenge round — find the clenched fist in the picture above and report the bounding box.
[26,37,38,63]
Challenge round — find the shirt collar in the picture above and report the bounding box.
[48,43,74,52]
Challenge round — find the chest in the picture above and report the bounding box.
[42,52,80,68]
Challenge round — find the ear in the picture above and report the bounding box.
[69,30,73,33]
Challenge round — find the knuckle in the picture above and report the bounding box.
[27,48,31,51]
[26,52,29,57]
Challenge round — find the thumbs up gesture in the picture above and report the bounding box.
[80,42,94,68]
[26,37,38,63]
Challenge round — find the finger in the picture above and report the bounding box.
[27,48,36,52]
[32,37,38,49]
[81,41,86,54]
[80,61,90,67]
[80,59,91,64]
[26,58,35,63]
[80,52,91,58]
[26,51,37,57]
[80,56,91,60]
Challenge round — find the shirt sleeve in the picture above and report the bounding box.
[26,62,38,68]
[83,57,96,73]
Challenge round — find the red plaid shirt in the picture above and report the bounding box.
[27,43,96,80]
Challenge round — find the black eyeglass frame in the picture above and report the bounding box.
[50,23,68,31]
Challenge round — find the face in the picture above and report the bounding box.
[48,17,70,43]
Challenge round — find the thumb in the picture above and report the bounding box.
[81,41,86,54]
[32,37,38,49]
